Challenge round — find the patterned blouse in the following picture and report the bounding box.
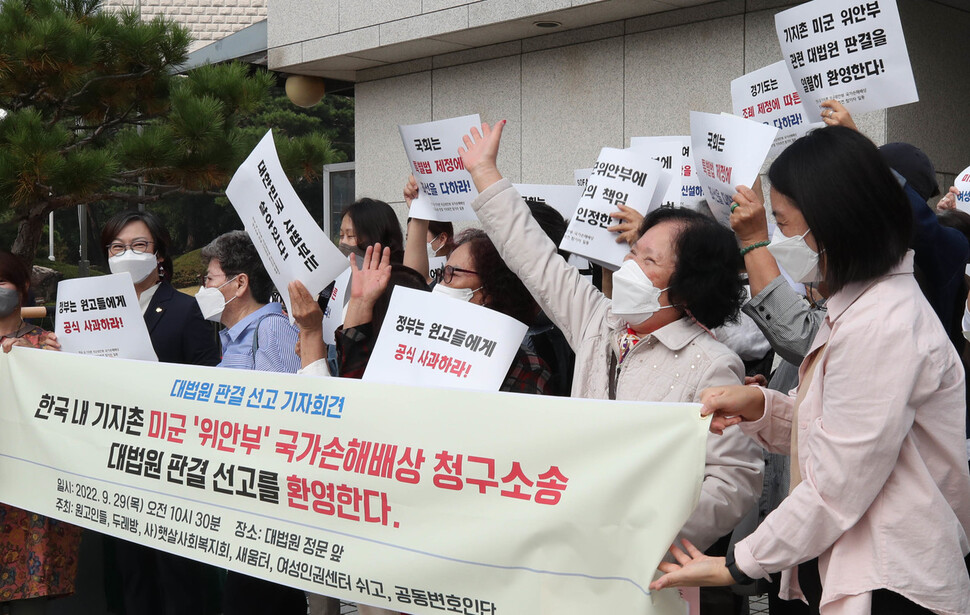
[0,323,83,600]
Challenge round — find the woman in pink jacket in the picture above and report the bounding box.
[652,126,970,614]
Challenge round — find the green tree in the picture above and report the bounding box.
[0,0,343,263]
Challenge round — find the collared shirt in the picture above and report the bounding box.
[735,252,970,614]
[218,303,301,373]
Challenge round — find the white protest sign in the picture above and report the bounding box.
[363,287,527,392]
[55,273,157,361]
[514,184,592,272]
[427,255,448,285]
[560,149,664,270]
[322,267,352,346]
[574,168,593,188]
[0,347,710,615]
[399,115,481,222]
[227,130,349,315]
[631,137,705,210]
[690,111,778,226]
[954,165,970,216]
[776,0,918,115]
[513,184,583,223]
[629,141,682,210]
[731,61,825,158]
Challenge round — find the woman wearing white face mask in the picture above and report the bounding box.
[654,127,970,615]
[402,174,456,284]
[457,121,763,562]
[198,231,306,614]
[99,211,221,615]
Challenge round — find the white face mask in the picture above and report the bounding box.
[109,251,158,284]
[611,260,672,325]
[766,227,820,284]
[432,282,482,303]
[426,235,444,260]
[195,276,238,322]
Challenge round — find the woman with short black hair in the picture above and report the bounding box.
[653,126,970,615]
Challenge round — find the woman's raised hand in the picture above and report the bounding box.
[458,121,506,192]
[350,243,392,305]
[404,174,420,209]
[608,204,644,246]
[729,184,769,247]
[287,280,324,333]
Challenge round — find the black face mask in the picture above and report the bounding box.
[0,287,20,318]
[338,244,367,260]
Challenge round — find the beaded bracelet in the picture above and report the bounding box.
[740,240,771,256]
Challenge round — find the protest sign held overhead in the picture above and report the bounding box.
[399,115,482,222]
[226,130,349,316]
[776,0,918,115]
[559,148,665,270]
[362,286,527,392]
[56,273,157,361]
[690,111,778,226]
[732,61,825,158]
[631,137,705,210]
[629,140,683,210]
[513,184,583,223]
[0,347,710,614]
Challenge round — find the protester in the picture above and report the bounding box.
[651,126,970,615]
[339,197,405,263]
[99,210,222,615]
[198,231,306,614]
[403,176,456,284]
[0,249,82,615]
[457,120,762,556]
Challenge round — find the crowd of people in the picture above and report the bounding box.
[1,98,969,615]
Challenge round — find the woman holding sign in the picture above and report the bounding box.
[456,121,763,559]
[650,127,970,614]
[0,249,83,613]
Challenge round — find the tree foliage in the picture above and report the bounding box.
[0,0,348,264]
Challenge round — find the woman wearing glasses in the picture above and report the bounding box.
[99,210,221,615]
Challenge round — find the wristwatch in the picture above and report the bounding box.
[724,549,755,585]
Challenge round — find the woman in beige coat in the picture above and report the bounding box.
[458,120,763,555]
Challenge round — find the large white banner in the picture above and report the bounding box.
[690,112,778,226]
[776,0,918,115]
[363,287,528,392]
[56,273,157,361]
[731,61,824,158]
[399,115,482,222]
[226,130,349,316]
[631,137,705,210]
[0,348,709,615]
[560,148,665,270]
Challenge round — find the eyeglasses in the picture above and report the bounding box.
[441,265,479,285]
[107,240,154,257]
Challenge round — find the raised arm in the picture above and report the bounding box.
[402,175,434,283]
[459,122,611,349]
